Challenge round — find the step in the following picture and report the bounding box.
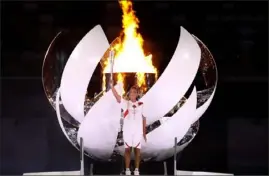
[23,171,80,175]
[177,170,233,175]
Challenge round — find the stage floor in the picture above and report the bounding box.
[24,170,233,175]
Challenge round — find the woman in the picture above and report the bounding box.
[111,80,147,175]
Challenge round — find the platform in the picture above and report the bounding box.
[24,170,233,175]
[23,171,80,175]
[177,170,233,175]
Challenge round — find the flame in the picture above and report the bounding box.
[102,0,157,93]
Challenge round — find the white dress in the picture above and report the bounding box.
[121,99,144,149]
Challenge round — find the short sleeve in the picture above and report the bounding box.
[120,98,128,112]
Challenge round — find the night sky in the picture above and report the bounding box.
[1,1,268,175]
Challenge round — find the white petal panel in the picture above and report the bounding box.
[55,88,75,147]
[141,27,201,125]
[60,25,109,123]
[77,84,123,159]
[43,31,62,67]
[192,86,217,124]
[42,31,62,109]
[154,139,192,161]
[141,87,197,159]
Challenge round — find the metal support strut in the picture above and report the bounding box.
[89,163,94,175]
[163,161,167,175]
[80,137,84,175]
[174,137,177,176]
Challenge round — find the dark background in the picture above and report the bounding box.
[1,1,268,175]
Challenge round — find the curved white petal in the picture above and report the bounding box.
[60,25,109,123]
[42,31,62,109]
[55,88,77,149]
[154,139,192,161]
[191,34,218,124]
[43,31,62,70]
[77,84,123,159]
[141,87,197,159]
[141,27,201,125]
[192,86,217,124]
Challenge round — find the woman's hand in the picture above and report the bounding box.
[110,78,114,87]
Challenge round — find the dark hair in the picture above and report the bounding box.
[129,85,139,93]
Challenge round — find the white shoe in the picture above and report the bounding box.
[134,168,140,175]
[125,169,131,175]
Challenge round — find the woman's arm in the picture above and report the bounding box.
[110,80,121,103]
[142,115,147,142]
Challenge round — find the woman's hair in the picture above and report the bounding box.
[130,85,139,93]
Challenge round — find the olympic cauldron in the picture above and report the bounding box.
[42,25,217,161]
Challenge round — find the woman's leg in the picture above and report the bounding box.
[124,147,131,169]
[134,148,141,169]
[123,130,132,171]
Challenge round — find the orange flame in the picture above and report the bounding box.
[102,0,157,94]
